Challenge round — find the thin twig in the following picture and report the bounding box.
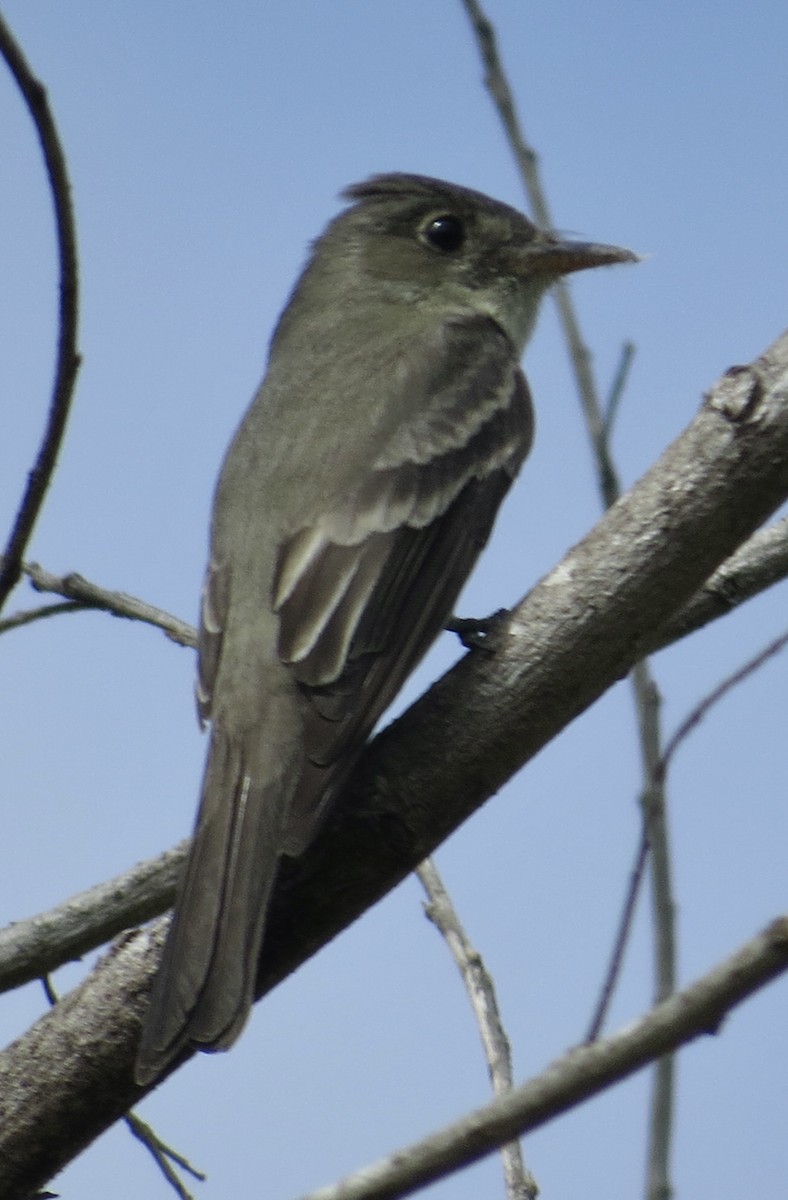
[658,628,788,783]
[584,828,650,1042]
[602,341,637,438]
[458,7,676,1193]
[24,561,197,647]
[417,858,538,1200]
[596,341,637,504]
[0,599,92,636]
[0,13,81,611]
[642,626,788,1198]
[39,975,58,1007]
[459,0,608,446]
[126,1113,206,1200]
[633,665,675,1200]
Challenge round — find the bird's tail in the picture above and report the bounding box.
[135,719,300,1084]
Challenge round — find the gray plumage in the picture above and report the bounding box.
[135,174,634,1082]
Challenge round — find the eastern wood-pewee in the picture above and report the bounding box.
[135,173,635,1082]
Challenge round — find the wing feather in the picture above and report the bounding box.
[195,316,534,855]
[280,345,533,850]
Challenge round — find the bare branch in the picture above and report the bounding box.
[585,828,650,1042]
[634,666,675,1200]
[646,517,788,654]
[459,0,552,229]
[603,341,637,438]
[0,599,91,635]
[418,859,537,1200]
[459,9,680,1187]
[459,0,611,470]
[0,844,185,993]
[125,1113,205,1200]
[24,562,197,647]
[293,918,788,1200]
[0,14,80,611]
[36,970,203,1198]
[658,628,788,782]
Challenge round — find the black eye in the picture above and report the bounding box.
[423,214,465,253]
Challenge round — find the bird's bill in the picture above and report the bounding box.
[530,237,640,277]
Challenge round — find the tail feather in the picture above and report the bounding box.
[135,721,299,1084]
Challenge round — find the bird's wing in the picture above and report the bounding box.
[274,315,534,850]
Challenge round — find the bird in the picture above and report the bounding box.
[135,173,635,1083]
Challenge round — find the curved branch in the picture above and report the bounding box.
[0,599,90,636]
[658,627,788,780]
[0,12,81,611]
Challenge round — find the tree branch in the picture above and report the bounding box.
[645,516,788,654]
[292,917,788,1200]
[0,13,80,611]
[458,0,609,451]
[1,334,788,1195]
[3,513,781,994]
[417,859,537,1200]
[24,562,197,647]
[0,845,185,994]
[0,599,91,636]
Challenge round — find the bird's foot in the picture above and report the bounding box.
[446,607,510,652]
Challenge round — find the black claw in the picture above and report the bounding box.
[446,607,510,652]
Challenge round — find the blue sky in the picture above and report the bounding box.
[2,3,788,1197]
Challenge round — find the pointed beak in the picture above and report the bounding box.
[527,236,640,278]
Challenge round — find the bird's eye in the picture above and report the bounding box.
[422,214,465,253]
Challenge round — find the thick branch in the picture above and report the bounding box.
[1,333,788,1196]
